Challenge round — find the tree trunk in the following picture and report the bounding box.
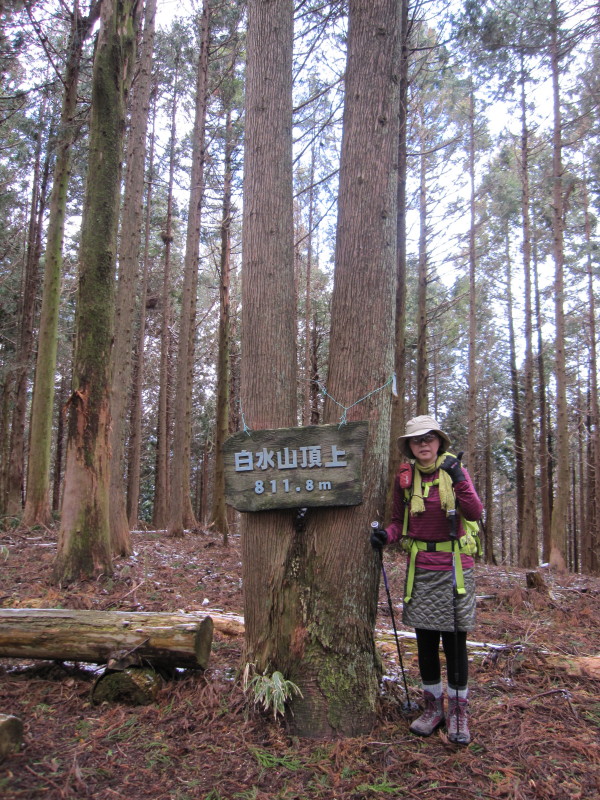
[0,609,213,670]
[54,0,139,583]
[386,0,410,522]
[548,0,569,572]
[309,318,321,424]
[127,92,157,529]
[0,372,14,516]
[168,1,210,538]
[518,60,538,568]
[22,2,98,528]
[303,146,316,426]
[533,241,552,561]
[210,107,234,541]
[284,0,400,737]
[416,101,428,416]
[484,399,495,563]
[466,86,478,474]
[505,232,524,549]
[5,99,48,515]
[52,370,68,511]
[152,59,179,531]
[582,170,600,574]
[239,0,298,719]
[109,0,157,555]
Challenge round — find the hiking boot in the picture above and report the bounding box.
[447,694,471,745]
[409,691,445,737]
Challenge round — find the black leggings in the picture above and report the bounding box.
[415,628,468,689]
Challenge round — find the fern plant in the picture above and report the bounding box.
[242,664,303,720]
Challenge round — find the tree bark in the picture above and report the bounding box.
[466,86,478,475]
[484,399,495,563]
[518,59,538,568]
[582,169,600,574]
[22,1,99,528]
[291,0,400,736]
[210,108,234,541]
[239,0,298,719]
[5,99,48,515]
[416,99,428,416]
[168,1,210,537]
[109,0,157,555]
[533,241,553,562]
[303,146,316,426]
[505,232,524,548]
[127,91,157,529]
[0,609,213,670]
[55,0,139,582]
[152,57,179,531]
[386,0,410,522]
[548,0,569,572]
[52,370,68,511]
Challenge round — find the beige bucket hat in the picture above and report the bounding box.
[398,414,451,457]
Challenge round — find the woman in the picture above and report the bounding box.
[371,415,483,745]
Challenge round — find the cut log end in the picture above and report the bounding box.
[0,714,24,762]
[92,668,163,706]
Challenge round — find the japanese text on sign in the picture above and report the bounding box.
[233,445,348,472]
[223,422,368,512]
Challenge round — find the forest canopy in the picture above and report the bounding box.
[1,0,599,580]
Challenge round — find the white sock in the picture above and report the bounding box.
[448,686,469,700]
[423,681,443,698]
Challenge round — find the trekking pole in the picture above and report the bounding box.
[371,522,418,714]
[447,508,461,737]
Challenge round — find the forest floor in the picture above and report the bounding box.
[1,524,599,800]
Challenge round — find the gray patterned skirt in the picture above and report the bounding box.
[401,567,476,632]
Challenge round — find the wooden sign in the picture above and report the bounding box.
[223,422,369,512]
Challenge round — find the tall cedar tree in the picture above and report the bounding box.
[55,0,138,582]
[241,0,400,737]
[152,50,179,530]
[168,1,210,537]
[127,95,157,527]
[240,0,298,696]
[305,0,400,735]
[210,107,235,540]
[517,53,539,567]
[548,0,568,570]
[5,96,48,515]
[23,1,101,528]
[109,0,157,554]
[386,0,410,520]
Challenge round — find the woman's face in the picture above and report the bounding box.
[409,432,440,468]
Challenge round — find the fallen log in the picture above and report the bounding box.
[0,609,213,670]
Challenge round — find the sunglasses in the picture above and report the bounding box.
[409,433,438,445]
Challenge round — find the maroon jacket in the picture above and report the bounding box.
[385,464,483,571]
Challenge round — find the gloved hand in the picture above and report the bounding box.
[370,526,388,549]
[439,452,465,484]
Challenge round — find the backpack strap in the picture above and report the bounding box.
[400,465,472,603]
[403,537,469,603]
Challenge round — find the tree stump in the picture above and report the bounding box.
[0,714,23,762]
[526,571,549,594]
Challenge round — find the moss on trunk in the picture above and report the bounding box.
[55,0,138,583]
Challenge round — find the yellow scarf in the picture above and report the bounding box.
[410,452,456,516]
